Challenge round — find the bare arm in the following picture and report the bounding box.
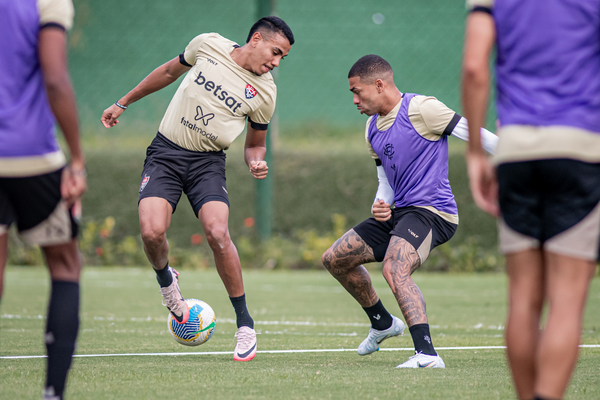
[101,56,190,128]
[244,124,269,179]
[461,11,499,217]
[38,27,86,205]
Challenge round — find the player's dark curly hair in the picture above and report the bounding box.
[247,16,295,45]
[348,54,393,81]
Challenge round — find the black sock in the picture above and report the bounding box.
[363,299,393,330]
[45,281,80,399]
[534,396,560,400]
[409,323,436,356]
[154,262,173,288]
[230,294,254,329]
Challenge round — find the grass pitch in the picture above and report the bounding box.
[1,267,599,399]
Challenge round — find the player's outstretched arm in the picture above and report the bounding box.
[461,10,499,217]
[450,117,498,154]
[38,26,86,205]
[101,57,190,128]
[244,124,268,179]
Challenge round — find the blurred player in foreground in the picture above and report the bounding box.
[101,17,294,362]
[322,54,497,368]
[0,0,87,398]
[462,1,600,399]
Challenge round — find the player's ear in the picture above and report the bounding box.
[375,78,385,93]
[250,31,263,47]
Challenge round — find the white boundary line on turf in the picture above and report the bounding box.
[2,345,599,360]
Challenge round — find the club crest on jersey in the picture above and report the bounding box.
[384,143,395,159]
[245,84,258,99]
[140,175,150,193]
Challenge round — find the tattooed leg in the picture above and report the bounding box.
[322,229,378,308]
[382,236,427,327]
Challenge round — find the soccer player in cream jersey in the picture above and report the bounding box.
[101,17,294,362]
[322,55,497,369]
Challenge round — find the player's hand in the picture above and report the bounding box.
[101,104,124,128]
[466,150,499,217]
[372,199,392,222]
[249,160,268,179]
[61,160,87,207]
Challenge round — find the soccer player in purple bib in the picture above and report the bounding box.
[462,1,600,399]
[322,55,497,368]
[101,17,294,362]
[0,0,87,398]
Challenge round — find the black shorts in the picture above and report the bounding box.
[0,167,79,246]
[497,159,600,260]
[353,206,457,263]
[139,133,229,216]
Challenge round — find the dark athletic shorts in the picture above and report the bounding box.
[0,167,79,246]
[139,132,229,216]
[353,206,457,263]
[497,159,600,261]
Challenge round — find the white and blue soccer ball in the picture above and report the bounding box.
[168,299,216,346]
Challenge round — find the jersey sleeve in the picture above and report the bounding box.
[38,0,74,30]
[466,0,494,12]
[247,88,276,129]
[181,33,211,66]
[408,95,459,140]
[365,116,380,163]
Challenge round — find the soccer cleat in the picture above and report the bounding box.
[159,267,189,324]
[234,326,257,361]
[396,351,445,368]
[357,315,405,355]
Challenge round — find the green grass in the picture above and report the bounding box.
[2,267,599,399]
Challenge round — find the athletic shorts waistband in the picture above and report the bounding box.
[156,132,225,156]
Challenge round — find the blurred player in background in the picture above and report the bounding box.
[101,17,294,362]
[322,54,497,368]
[0,0,87,398]
[462,1,600,399]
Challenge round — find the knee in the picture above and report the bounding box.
[381,262,394,281]
[322,248,333,272]
[140,223,167,250]
[322,247,346,276]
[205,224,231,253]
[44,240,82,281]
[381,259,414,284]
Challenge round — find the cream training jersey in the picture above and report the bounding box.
[158,33,277,152]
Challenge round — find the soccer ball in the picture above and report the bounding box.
[168,299,216,346]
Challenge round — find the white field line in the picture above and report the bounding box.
[2,345,600,360]
[1,314,370,327]
[0,314,504,330]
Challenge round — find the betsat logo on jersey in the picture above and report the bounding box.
[168,299,216,346]
[194,70,254,113]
